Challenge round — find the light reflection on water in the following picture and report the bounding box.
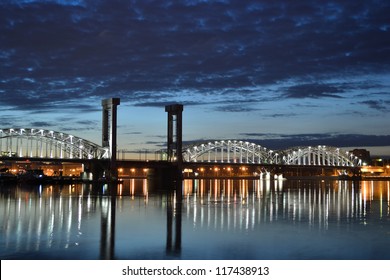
[0,179,389,260]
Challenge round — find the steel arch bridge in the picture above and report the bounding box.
[281,145,361,167]
[184,140,279,164]
[0,128,108,160]
[183,140,362,167]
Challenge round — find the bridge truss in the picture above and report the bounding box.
[183,140,362,167]
[0,128,108,160]
[184,140,279,164]
[281,145,361,167]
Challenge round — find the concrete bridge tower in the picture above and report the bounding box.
[102,98,120,179]
[165,104,184,194]
[165,104,183,164]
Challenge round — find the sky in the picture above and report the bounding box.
[1,0,389,156]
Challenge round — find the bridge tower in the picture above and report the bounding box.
[165,104,183,247]
[102,98,120,179]
[165,104,183,164]
[165,104,184,196]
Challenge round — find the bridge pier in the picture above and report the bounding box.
[85,159,108,182]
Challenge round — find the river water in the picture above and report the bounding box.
[1,178,389,260]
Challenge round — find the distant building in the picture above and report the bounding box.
[350,149,371,165]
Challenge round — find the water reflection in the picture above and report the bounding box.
[166,191,182,256]
[0,179,389,259]
[181,179,390,231]
[1,184,102,259]
[100,190,116,260]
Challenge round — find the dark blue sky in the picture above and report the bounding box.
[1,0,389,155]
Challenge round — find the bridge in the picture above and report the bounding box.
[183,140,361,167]
[0,98,363,182]
[0,129,361,167]
[0,128,108,160]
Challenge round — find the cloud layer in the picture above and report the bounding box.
[0,0,389,152]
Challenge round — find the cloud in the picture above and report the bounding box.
[0,115,17,127]
[133,100,204,108]
[1,0,389,109]
[263,113,299,118]
[283,83,344,99]
[122,131,142,135]
[239,133,390,150]
[0,0,389,152]
[359,100,388,111]
[29,121,53,127]
[214,104,260,113]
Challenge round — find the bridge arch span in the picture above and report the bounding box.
[281,145,361,167]
[183,140,279,164]
[183,141,362,167]
[0,128,108,159]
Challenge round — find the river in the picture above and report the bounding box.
[1,178,389,259]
